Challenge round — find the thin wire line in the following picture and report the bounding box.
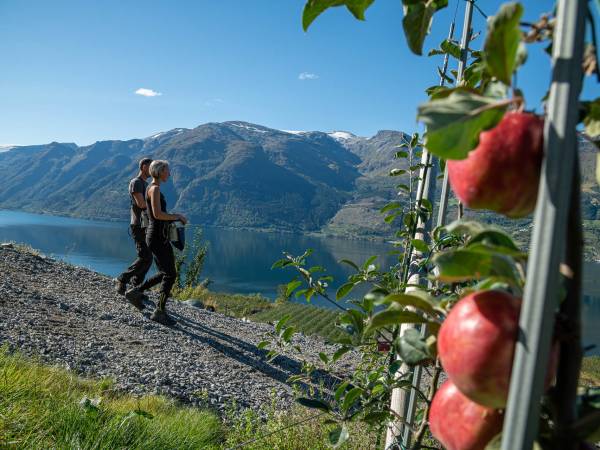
[452,0,460,24]
[472,0,488,19]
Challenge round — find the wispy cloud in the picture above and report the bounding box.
[135,88,162,97]
[204,98,224,107]
[298,72,319,81]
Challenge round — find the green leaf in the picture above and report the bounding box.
[328,424,349,448]
[302,0,375,31]
[365,309,427,334]
[484,2,524,85]
[402,3,436,56]
[402,0,447,55]
[440,38,461,59]
[364,287,389,304]
[335,381,350,402]
[363,411,390,425]
[271,259,292,269]
[389,360,403,375]
[582,98,600,139]
[381,202,402,213]
[397,328,431,365]
[281,326,296,342]
[381,292,436,316]
[433,248,519,284]
[257,340,270,350]
[468,229,520,251]
[336,282,356,300]
[332,346,351,363]
[421,198,433,212]
[389,168,407,176]
[445,219,486,237]
[417,88,508,160]
[342,387,363,411]
[296,397,331,412]
[362,255,377,270]
[286,280,302,297]
[275,314,292,334]
[426,85,450,97]
[318,352,329,364]
[463,60,485,87]
[339,259,359,271]
[411,238,429,253]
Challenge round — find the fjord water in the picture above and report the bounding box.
[1,209,599,355]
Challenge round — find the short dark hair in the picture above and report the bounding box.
[139,158,153,169]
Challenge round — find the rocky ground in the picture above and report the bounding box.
[0,243,355,414]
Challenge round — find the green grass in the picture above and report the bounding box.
[581,356,600,386]
[174,286,345,342]
[0,349,382,449]
[224,402,381,450]
[0,348,223,449]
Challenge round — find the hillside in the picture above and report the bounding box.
[0,121,597,247]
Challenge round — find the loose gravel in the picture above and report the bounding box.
[0,243,354,414]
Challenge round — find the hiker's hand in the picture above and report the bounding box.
[177,214,188,225]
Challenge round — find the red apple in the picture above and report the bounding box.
[430,380,503,450]
[448,111,544,218]
[438,290,521,408]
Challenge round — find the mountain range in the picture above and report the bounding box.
[0,122,411,235]
[0,121,598,247]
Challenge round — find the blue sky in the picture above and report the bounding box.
[0,0,597,146]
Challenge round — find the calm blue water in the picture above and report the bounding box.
[1,209,599,355]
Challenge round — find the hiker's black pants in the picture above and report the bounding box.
[118,225,152,287]
[138,229,176,305]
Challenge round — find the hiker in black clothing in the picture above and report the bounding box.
[115,157,153,309]
[126,160,187,325]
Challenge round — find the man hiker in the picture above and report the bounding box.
[115,157,153,309]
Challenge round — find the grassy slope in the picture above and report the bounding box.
[0,349,380,450]
[0,349,222,449]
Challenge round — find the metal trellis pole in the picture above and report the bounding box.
[437,0,473,227]
[500,0,586,449]
[384,10,465,448]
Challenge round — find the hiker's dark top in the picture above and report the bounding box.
[146,185,168,237]
[129,176,147,226]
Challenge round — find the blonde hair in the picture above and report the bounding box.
[149,160,169,179]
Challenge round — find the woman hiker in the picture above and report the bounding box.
[126,159,187,325]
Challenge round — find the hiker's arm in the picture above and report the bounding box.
[132,192,146,209]
[149,186,186,223]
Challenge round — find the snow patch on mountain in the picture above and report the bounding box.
[328,131,357,141]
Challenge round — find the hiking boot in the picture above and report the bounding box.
[114,278,127,296]
[150,308,176,326]
[130,286,150,304]
[125,288,145,311]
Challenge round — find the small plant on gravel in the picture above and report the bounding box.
[174,227,209,293]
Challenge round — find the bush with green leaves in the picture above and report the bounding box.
[262,1,600,449]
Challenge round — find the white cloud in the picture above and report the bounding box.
[298,72,319,80]
[204,98,224,107]
[135,88,162,97]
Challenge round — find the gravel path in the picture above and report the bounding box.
[0,243,353,414]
